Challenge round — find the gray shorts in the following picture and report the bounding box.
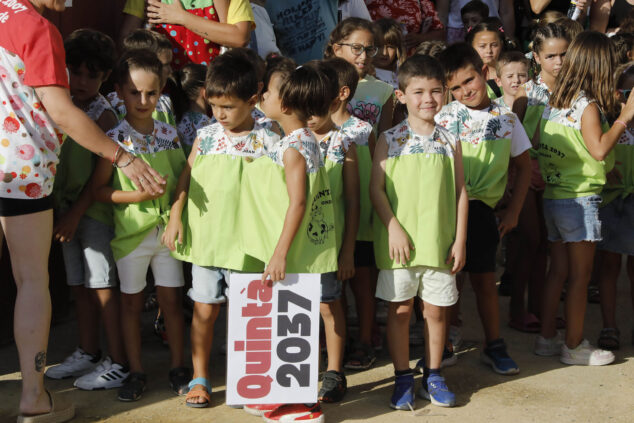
[61,216,117,289]
[188,264,230,304]
[320,272,342,303]
[598,195,634,255]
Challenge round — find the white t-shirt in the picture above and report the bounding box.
[338,0,372,21]
[448,0,500,28]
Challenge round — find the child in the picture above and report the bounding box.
[596,63,634,351]
[461,0,489,31]
[92,50,190,401]
[107,29,177,126]
[238,61,339,422]
[371,54,468,410]
[495,51,530,109]
[46,29,129,390]
[466,21,505,98]
[414,40,447,57]
[326,17,395,137]
[436,43,531,375]
[373,18,405,90]
[162,53,276,408]
[171,63,211,156]
[535,32,634,365]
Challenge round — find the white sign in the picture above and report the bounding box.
[226,273,321,405]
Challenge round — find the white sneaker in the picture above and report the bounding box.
[534,331,564,356]
[560,339,615,366]
[45,348,100,379]
[74,356,129,390]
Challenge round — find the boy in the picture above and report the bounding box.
[371,55,468,410]
[162,53,278,408]
[461,0,489,31]
[435,43,531,375]
[46,29,129,390]
[495,51,530,109]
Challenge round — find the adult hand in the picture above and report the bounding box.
[117,151,166,195]
[147,0,187,26]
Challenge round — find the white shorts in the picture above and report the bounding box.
[116,226,185,294]
[376,266,458,306]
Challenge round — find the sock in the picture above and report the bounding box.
[394,369,412,377]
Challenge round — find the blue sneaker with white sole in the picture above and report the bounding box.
[390,372,415,410]
[418,374,456,407]
[481,338,519,375]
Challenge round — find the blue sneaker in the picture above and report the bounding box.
[415,347,458,372]
[418,374,456,407]
[390,373,415,410]
[481,339,520,375]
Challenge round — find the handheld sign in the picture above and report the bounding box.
[226,273,321,405]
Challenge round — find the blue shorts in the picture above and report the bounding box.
[598,195,634,255]
[543,195,602,243]
[320,272,342,303]
[61,216,117,289]
[188,265,230,304]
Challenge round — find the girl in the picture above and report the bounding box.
[93,50,190,400]
[326,17,395,137]
[535,31,634,365]
[373,18,405,91]
[466,20,505,99]
[596,63,634,351]
[171,63,211,156]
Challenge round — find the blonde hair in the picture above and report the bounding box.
[550,31,619,119]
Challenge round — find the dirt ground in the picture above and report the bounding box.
[2,266,634,423]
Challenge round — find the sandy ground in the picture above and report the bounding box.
[2,267,634,423]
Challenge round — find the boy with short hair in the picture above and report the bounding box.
[163,53,279,408]
[461,0,489,31]
[435,43,531,375]
[495,51,530,109]
[371,54,468,410]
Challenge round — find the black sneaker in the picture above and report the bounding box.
[118,372,147,402]
[318,370,347,403]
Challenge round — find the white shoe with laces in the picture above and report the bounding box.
[74,356,130,390]
[534,331,564,357]
[45,348,100,379]
[560,339,615,366]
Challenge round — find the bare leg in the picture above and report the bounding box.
[469,272,500,343]
[422,302,446,370]
[188,302,220,404]
[598,251,621,329]
[540,241,568,339]
[92,288,125,364]
[349,266,376,345]
[387,299,413,371]
[120,292,144,373]
[1,211,54,415]
[628,256,634,311]
[564,242,596,348]
[156,286,185,369]
[320,299,346,372]
[74,286,100,356]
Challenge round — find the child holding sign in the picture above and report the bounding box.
[162,53,278,408]
[239,60,339,422]
[371,55,468,410]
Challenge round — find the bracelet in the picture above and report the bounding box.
[114,153,136,169]
[615,120,628,129]
[111,145,122,165]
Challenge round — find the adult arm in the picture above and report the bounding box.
[590,0,612,32]
[529,0,552,14]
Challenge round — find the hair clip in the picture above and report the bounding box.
[467,26,473,32]
[499,26,505,33]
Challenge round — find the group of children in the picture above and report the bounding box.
[42,11,634,423]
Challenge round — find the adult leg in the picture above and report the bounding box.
[469,272,500,343]
[564,241,596,348]
[1,210,54,415]
[540,241,568,339]
[387,299,414,371]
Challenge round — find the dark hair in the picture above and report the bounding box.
[461,0,489,19]
[495,50,530,76]
[122,29,158,53]
[64,29,116,74]
[324,17,377,58]
[437,43,483,81]
[169,63,206,122]
[153,31,172,52]
[205,53,258,101]
[115,49,164,86]
[397,55,445,91]
[619,9,634,34]
[223,47,266,82]
[375,18,405,66]
[414,40,447,58]
[305,60,340,109]
[466,17,518,51]
[611,32,634,64]
[554,17,584,40]
[280,66,337,121]
[532,22,570,54]
[615,61,634,89]
[323,57,359,100]
[263,54,296,95]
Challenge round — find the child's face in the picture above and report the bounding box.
[534,38,569,79]
[332,29,376,76]
[447,65,489,109]
[260,72,284,121]
[208,95,254,131]
[157,48,173,87]
[396,76,444,122]
[618,73,634,102]
[496,62,528,97]
[69,63,109,103]
[117,68,161,121]
[374,43,398,69]
[462,12,484,30]
[472,31,502,66]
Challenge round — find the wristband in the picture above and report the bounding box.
[114,153,136,169]
[615,120,628,129]
[111,145,122,165]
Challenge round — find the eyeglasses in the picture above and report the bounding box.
[337,43,379,57]
[619,89,631,100]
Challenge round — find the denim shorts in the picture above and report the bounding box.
[188,265,230,304]
[598,195,634,255]
[320,272,342,303]
[61,216,117,289]
[543,195,602,243]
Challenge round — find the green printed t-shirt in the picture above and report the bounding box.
[522,74,550,142]
[348,75,394,136]
[107,91,176,126]
[602,128,634,205]
[53,94,118,226]
[374,121,457,270]
[239,128,338,274]
[107,119,186,261]
[173,120,278,271]
[435,100,531,208]
[538,92,614,200]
